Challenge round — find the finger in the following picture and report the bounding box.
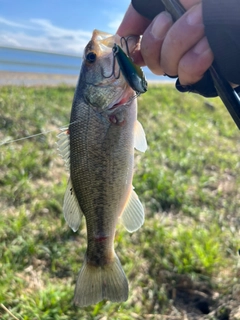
[140,11,173,75]
[160,3,204,76]
[180,0,201,10]
[117,4,151,37]
[178,37,214,85]
[130,44,146,67]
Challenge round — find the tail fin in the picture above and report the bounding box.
[73,253,128,307]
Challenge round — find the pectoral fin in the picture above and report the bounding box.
[134,120,147,153]
[63,178,83,232]
[121,188,144,233]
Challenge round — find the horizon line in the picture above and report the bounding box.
[0,44,82,58]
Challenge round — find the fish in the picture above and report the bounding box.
[57,29,147,307]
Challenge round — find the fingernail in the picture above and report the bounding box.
[151,11,173,40]
[193,37,211,55]
[186,4,203,26]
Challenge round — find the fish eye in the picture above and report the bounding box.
[86,51,96,63]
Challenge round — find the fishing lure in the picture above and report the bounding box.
[112,42,148,95]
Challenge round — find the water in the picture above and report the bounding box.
[0,46,173,82]
[0,46,82,75]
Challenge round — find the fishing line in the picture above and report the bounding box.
[1,129,58,146]
[0,120,77,146]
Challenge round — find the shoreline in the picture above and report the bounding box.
[0,71,79,87]
[0,70,174,87]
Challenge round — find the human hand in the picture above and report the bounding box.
[117,0,214,86]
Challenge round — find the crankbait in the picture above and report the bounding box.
[112,41,147,95]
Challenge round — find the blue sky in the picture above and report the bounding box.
[0,0,130,55]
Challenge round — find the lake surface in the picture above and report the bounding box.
[0,46,174,83]
[0,46,81,75]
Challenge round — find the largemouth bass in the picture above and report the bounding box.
[57,29,147,307]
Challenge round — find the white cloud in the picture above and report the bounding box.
[0,16,92,55]
[0,17,36,29]
[107,13,124,31]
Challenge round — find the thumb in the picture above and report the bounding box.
[117,4,151,37]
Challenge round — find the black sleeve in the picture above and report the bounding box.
[202,0,240,85]
[131,0,240,97]
[132,0,165,20]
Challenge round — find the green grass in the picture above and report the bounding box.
[1,84,240,319]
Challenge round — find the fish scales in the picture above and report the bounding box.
[70,102,135,262]
[57,30,147,307]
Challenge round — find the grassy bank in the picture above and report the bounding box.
[1,85,240,319]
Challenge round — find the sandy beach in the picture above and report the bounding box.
[0,71,79,87]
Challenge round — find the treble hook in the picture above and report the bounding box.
[120,36,132,57]
[101,36,134,80]
[102,36,148,95]
[101,44,121,79]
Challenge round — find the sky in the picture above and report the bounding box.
[0,0,130,55]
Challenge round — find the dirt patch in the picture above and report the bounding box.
[163,274,240,320]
